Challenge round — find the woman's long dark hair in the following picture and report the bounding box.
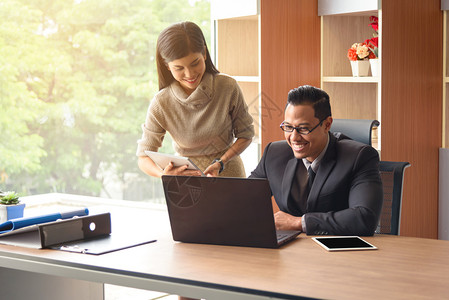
[156,21,219,90]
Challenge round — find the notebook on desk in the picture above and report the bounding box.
[161,175,300,248]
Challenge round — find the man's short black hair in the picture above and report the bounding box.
[286,85,332,120]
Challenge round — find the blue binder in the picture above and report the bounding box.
[0,208,89,234]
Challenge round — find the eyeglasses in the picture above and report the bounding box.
[280,118,326,135]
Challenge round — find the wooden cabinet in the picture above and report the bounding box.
[381,1,441,238]
[211,0,261,174]
[214,15,260,141]
[259,0,321,146]
[213,0,442,238]
[211,0,321,148]
[320,1,443,238]
[321,0,442,238]
[320,8,381,148]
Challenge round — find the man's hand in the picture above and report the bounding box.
[274,211,302,231]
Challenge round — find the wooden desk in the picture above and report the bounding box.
[0,204,448,299]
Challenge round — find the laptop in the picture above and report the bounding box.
[161,175,300,248]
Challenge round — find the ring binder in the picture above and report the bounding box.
[0,212,157,255]
[39,213,111,248]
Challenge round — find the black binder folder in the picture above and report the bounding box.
[0,213,156,255]
[39,213,112,248]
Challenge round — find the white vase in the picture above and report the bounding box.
[350,60,370,77]
[369,58,379,77]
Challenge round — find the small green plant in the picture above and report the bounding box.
[0,191,20,205]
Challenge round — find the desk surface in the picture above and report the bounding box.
[0,203,448,299]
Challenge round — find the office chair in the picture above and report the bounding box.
[376,161,411,235]
[331,119,380,146]
[330,119,409,235]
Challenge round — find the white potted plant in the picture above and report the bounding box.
[0,191,25,223]
[347,42,375,77]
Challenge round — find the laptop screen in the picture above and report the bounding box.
[161,175,299,248]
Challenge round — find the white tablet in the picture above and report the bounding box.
[144,151,204,175]
[312,236,377,251]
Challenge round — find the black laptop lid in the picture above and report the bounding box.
[161,176,279,248]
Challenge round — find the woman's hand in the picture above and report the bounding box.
[163,162,202,177]
[203,138,252,177]
[203,162,221,177]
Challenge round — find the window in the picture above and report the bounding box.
[0,0,212,203]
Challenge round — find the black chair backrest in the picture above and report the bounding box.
[331,119,379,146]
[330,119,409,235]
[377,161,411,235]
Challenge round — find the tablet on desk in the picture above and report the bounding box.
[144,151,204,175]
[312,236,377,251]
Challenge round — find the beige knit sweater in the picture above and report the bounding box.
[136,73,254,157]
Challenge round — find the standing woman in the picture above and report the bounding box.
[137,21,254,177]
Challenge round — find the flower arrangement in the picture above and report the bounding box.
[347,42,375,61]
[365,16,379,58]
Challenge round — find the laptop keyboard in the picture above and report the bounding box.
[277,233,289,240]
[276,231,301,246]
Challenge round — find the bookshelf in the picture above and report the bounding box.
[319,4,381,149]
[319,0,442,238]
[212,8,260,142]
[211,1,261,175]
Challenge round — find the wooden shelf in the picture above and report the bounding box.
[323,76,379,83]
[215,14,260,141]
[232,76,260,83]
[216,17,259,77]
[320,12,380,130]
[318,0,379,16]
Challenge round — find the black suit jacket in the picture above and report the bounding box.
[249,133,383,236]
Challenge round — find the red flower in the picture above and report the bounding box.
[369,16,378,32]
[366,36,378,48]
[365,16,379,58]
[347,48,358,61]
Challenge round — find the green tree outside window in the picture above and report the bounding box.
[0,0,211,201]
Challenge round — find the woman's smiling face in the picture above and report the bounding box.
[167,51,207,95]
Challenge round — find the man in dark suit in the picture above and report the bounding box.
[250,85,383,236]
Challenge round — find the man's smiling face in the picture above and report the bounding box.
[283,103,332,162]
